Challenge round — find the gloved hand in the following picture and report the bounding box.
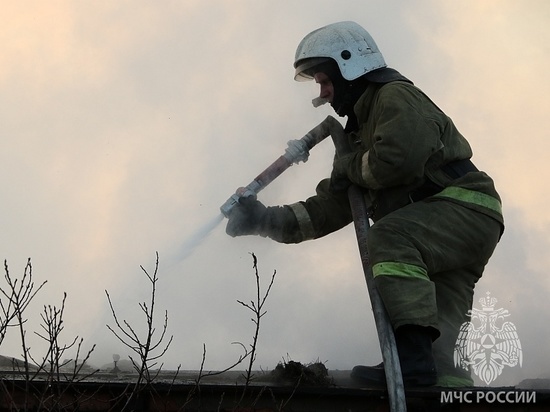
[226,196,268,237]
[330,152,355,193]
[330,151,368,193]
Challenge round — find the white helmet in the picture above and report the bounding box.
[294,21,386,82]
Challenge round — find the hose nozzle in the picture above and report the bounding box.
[220,185,258,218]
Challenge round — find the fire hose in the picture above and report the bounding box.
[220,116,343,218]
[220,115,406,411]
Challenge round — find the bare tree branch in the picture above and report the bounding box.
[105,251,174,410]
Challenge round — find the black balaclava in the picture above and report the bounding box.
[314,60,369,131]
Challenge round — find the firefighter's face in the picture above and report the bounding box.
[314,72,334,104]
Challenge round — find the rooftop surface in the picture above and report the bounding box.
[1,364,549,411]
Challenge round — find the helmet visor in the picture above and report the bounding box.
[294,57,332,81]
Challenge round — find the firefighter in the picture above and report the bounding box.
[225,21,504,387]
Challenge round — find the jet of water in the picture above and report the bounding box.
[166,213,225,267]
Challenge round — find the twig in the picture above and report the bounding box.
[0,258,47,406]
[235,253,276,405]
[105,251,173,410]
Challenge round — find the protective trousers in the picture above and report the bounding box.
[366,198,502,386]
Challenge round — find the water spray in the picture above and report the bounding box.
[220,115,343,218]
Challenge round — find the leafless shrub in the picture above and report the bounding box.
[172,252,277,410]
[237,253,275,385]
[0,259,98,411]
[0,252,283,410]
[30,293,98,410]
[234,252,276,406]
[31,293,97,380]
[105,251,173,409]
[0,259,46,380]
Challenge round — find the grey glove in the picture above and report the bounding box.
[330,152,355,193]
[330,151,366,193]
[225,197,302,242]
[226,196,268,237]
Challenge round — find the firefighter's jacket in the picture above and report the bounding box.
[269,80,504,244]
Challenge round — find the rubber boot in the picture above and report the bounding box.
[351,325,438,387]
